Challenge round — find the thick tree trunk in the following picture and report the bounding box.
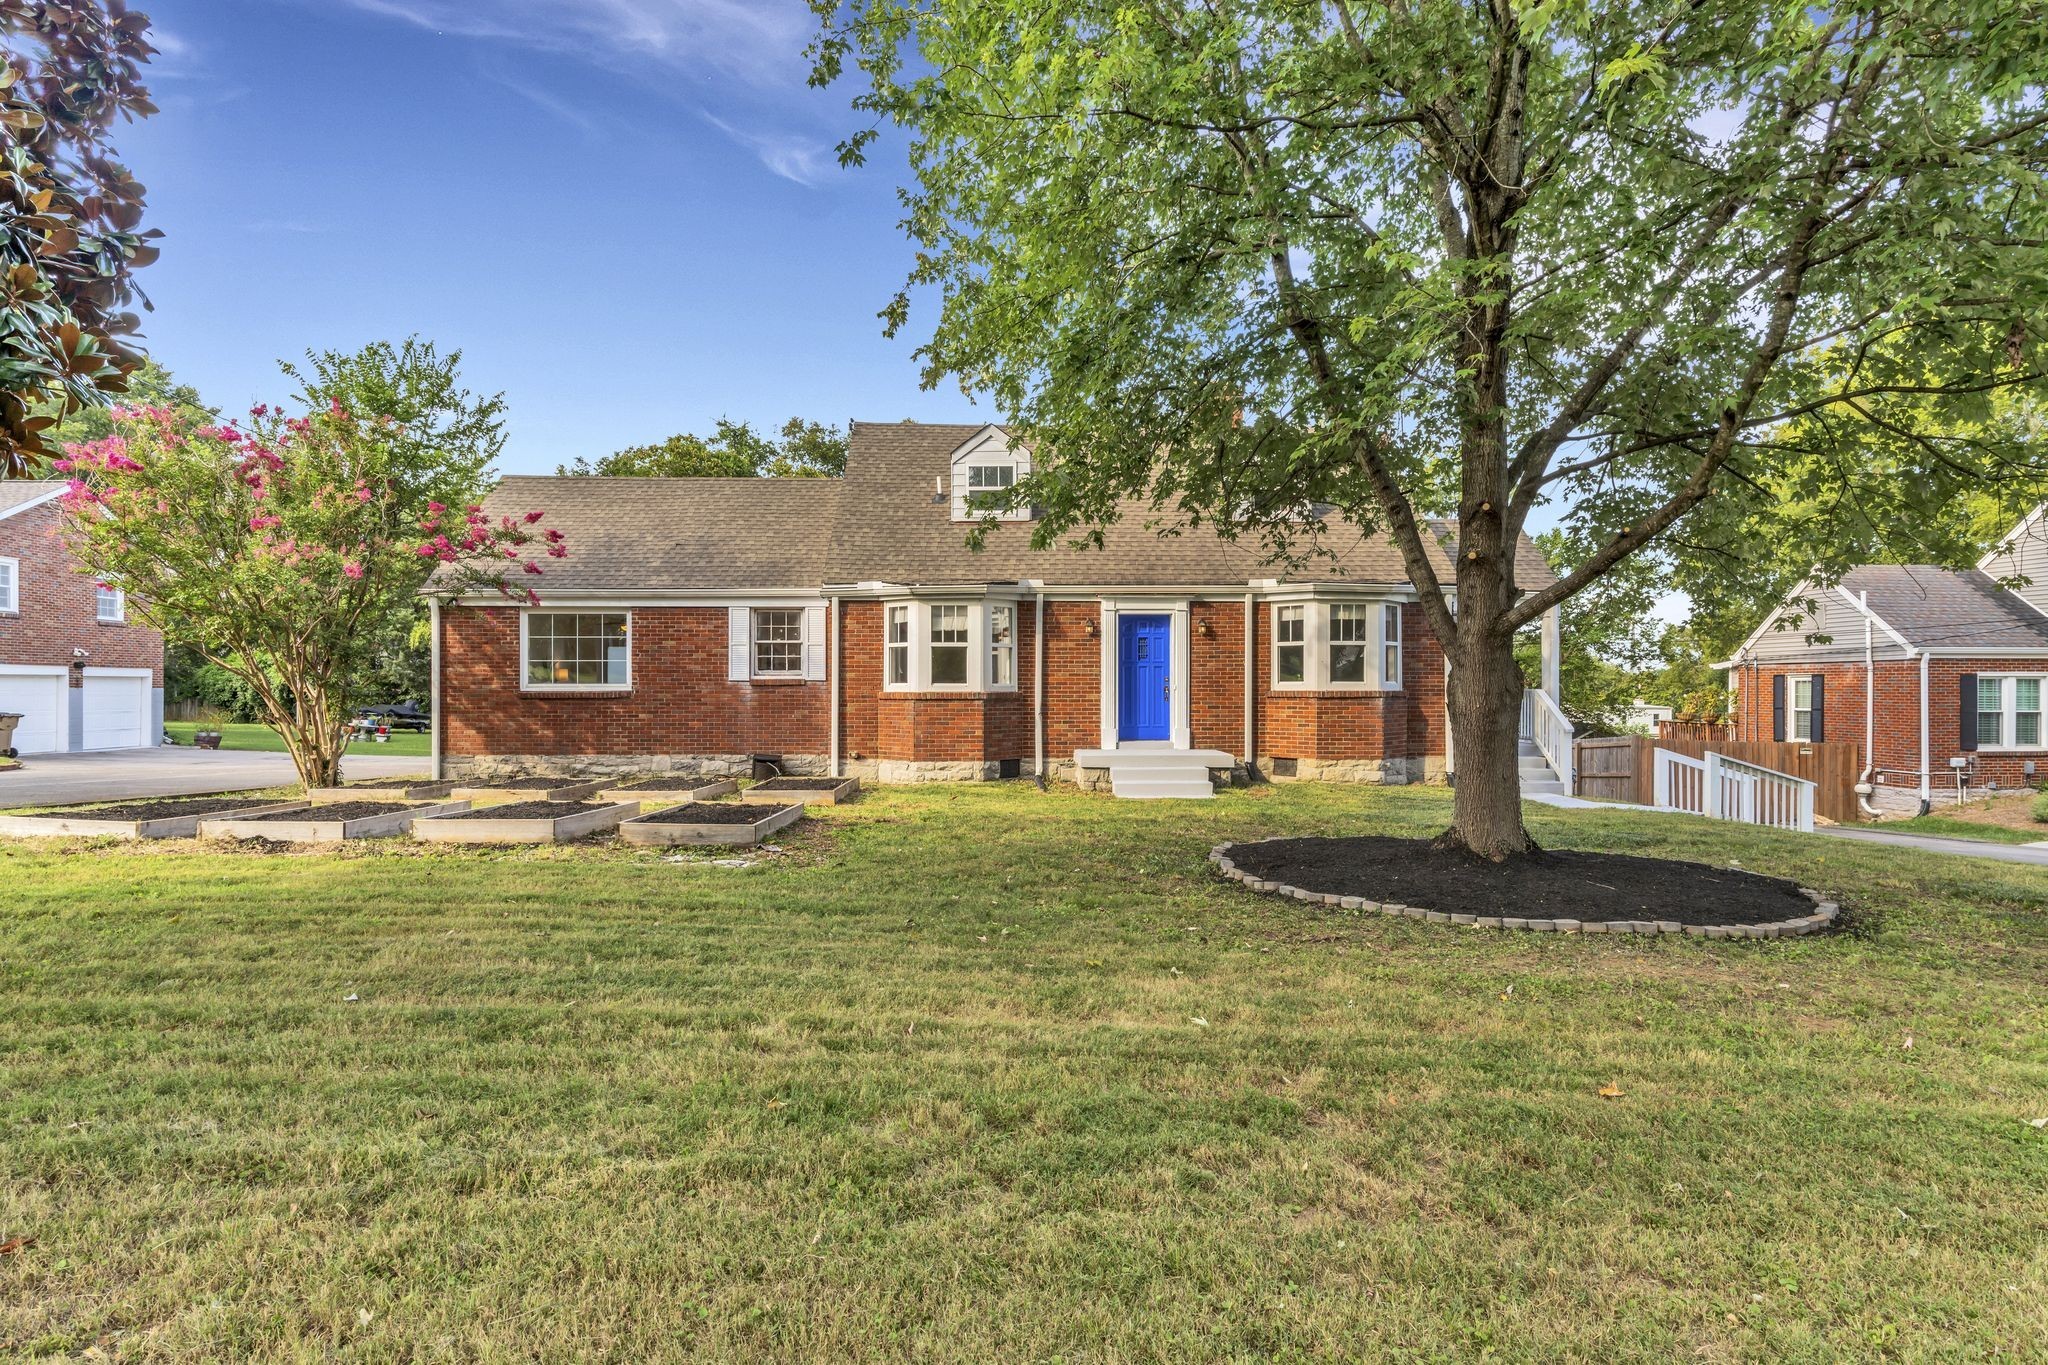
[1441,627,1536,859]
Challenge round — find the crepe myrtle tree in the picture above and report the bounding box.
[0,0,162,476]
[811,0,2048,858]
[58,402,567,788]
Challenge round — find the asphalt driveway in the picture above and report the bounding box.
[0,747,428,808]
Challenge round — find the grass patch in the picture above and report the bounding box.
[164,720,430,757]
[3,783,2045,1359]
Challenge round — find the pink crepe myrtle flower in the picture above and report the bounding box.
[523,561,543,575]
[249,514,283,531]
[342,560,364,580]
[523,510,545,524]
[547,544,568,559]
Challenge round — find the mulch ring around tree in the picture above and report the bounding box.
[1216,836,1840,937]
[34,798,283,823]
[443,801,601,820]
[243,801,416,822]
[628,803,798,825]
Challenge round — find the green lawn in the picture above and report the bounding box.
[164,720,431,757]
[1872,813,2048,845]
[3,784,2044,1360]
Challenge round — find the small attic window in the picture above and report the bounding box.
[949,429,1033,522]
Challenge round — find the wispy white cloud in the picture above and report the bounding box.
[699,111,834,186]
[482,66,608,141]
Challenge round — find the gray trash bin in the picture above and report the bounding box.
[0,711,21,759]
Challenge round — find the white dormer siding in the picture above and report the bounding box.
[949,425,1033,522]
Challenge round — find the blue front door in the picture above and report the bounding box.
[1117,614,1172,741]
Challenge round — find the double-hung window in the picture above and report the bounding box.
[96,584,125,623]
[0,557,16,614]
[1790,677,1815,740]
[1276,606,1306,683]
[988,603,1016,688]
[886,605,911,685]
[929,604,970,685]
[1328,604,1369,684]
[965,463,1015,512]
[1382,604,1402,686]
[1977,675,2043,748]
[752,609,804,677]
[526,612,630,688]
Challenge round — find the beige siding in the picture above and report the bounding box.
[1981,511,2048,620]
[1746,588,1907,663]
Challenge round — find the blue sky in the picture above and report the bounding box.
[126,0,983,473]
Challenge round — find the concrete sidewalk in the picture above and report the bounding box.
[1812,823,2048,867]
[0,748,427,808]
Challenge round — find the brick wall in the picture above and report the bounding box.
[442,605,826,759]
[0,500,163,683]
[443,596,1451,777]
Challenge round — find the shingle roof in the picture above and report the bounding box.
[479,423,1557,594]
[1843,564,2048,650]
[483,476,839,591]
[0,480,63,519]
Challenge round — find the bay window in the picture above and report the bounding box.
[1276,606,1306,683]
[886,605,910,685]
[988,603,1016,687]
[1328,604,1368,683]
[881,598,1021,691]
[1382,604,1402,686]
[525,611,630,689]
[929,604,970,684]
[1272,599,1404,689]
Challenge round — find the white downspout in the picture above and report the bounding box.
[428,597,442,781]
[1857,591,1882,818]
[1918,648,1932,813]
[1033,591,1046,786]
[1243,591,1256,777]
[827,595,841,778]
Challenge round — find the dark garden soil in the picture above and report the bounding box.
[50,798,284,822]
[342,778,435,789]
[749,778,849,792]
[463,777,579,790]
[444,801,601,820]
[627,803,798,826]
[1224,836,1817,927]
[247,801,414,822]
[609,776,722,791]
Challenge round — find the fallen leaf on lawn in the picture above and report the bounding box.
[2030,1117,2047,1129]
[1500,984,1514,1001]
[0,1236,34,1256]
[343,993,359,1004]
[1598,1083,1625,1099]
[1902,1033,1913,1050]
[1190,1016,1209,1028]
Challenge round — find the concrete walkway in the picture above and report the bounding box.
[0,747,426,808]
[1811,823,2048,867]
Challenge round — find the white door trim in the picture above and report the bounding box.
[1097,598,1193,750]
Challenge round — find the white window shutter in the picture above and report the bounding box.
[728,607,751,681]
[804,605,827,680]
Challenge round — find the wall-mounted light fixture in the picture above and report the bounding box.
[1196,619,1213,639]
[1082,619,1097,638]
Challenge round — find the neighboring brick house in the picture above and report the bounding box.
[433,422,1562,796]
[1722,506,2048,811]
[0,481,164,755]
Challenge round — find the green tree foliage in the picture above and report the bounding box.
[560,417,847,478]
[48,357,208,444]
[57,353,557,787]
[0,0,161,475]
[814,0,2048,856]
[1515,530,1667,733]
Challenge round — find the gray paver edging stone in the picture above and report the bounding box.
[1206,840,1840,938]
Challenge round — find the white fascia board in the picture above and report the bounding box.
[0,485,67,522]
[449,589,827,608]
[1913,647,2048,658]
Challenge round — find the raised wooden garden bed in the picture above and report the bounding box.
[620,802,803,847]
[200,800,471,842]
[740,776,860,805]
[595,776,739,804]
[411,800,639,845]
[448,777,606,802]
[0,798,310,840]
[305,778,455,802]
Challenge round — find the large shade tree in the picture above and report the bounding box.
[0,0,160,475]
[812,0,2048,857]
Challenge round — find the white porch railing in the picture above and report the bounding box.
[1652,748,1815,833]
[1522,688,1575,793]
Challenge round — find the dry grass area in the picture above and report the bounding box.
[3,782,2046,1361]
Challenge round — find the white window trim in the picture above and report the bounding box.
[1269,599,1403,691]
[881,598,1021,693]
[1789,676,1814,741]
[948,426,1034,523]
[884,603,911,688]
[0,556,16,614]
[750,606,807,678]
[95,584,125,624]
[520,608,634,693]
[1976,673,2047,751]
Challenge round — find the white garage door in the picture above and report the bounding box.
[0,668,66,755]
[82,671,148,751]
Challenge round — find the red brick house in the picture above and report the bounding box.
[432,423,1563,796]
[1722,505,2048,812]
[0,481,164,755]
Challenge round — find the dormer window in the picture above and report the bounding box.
[948,424,1034,522]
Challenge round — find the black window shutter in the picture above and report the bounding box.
[1810,674,1825,742]
[1771,674,1786,742]
[1960,673,1978,751]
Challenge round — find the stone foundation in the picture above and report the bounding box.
[442,752,829,781]
[1259,756,1424,784]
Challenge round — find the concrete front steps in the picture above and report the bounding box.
[1519,738,1566,796]
[1074,748,1232,799]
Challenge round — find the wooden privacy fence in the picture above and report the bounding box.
[1575,734,1865,824]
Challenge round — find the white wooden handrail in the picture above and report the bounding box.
[1652,747,1815,833]
[1522,688,1575,793]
